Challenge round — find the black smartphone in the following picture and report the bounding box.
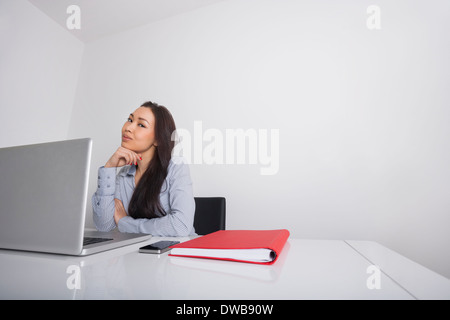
[139,241,180,254]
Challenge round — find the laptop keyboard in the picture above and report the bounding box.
[83,237,113,246]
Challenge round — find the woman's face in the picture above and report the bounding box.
[121,106,157,153]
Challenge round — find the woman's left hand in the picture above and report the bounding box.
[114,198,128,225]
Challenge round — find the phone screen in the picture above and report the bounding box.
[139,241,180,254]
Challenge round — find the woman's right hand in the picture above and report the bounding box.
[105,147,142,168]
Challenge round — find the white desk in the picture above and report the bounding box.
[0,237,449,300]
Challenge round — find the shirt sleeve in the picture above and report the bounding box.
[91,166,119,232]
[117,160,196,236]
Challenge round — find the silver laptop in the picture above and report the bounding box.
[0,138,151,256]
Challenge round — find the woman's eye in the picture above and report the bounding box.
[138,124,146,128]
[127,118,132,122]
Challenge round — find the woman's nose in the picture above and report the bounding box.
[124,123,133,132]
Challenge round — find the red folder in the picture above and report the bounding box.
[169,229,290,265]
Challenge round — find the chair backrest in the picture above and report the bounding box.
[193,197,226,235]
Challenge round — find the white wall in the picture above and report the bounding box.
[0,0,83,148]
[67,0,450,278]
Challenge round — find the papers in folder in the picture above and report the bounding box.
[169,229,290,265]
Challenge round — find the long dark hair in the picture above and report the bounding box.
[128,101,176,219]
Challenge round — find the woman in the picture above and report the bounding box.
[92,101,196,236]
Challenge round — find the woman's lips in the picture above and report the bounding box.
[122,135,132,142]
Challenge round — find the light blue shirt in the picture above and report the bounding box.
[92,157,196,236]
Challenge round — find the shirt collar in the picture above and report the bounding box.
[119,164,137,177]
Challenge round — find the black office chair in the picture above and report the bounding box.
[193,197,226,235]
